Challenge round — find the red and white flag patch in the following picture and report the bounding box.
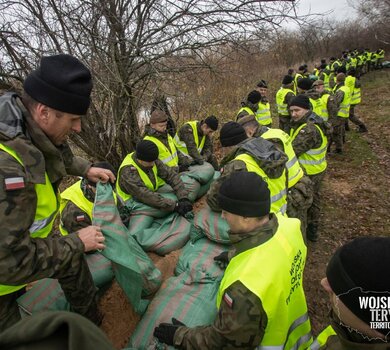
[223,292,234,308]
[4,177,25,191]
[76,214,85,222]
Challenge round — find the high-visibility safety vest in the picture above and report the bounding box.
[333,85,351,118]
[217,214,312,350]
[309,325,336,349]
[234,153,288,214]
[261,128,304,188]
[345,76,361,105]
[309,98,323,117]
[116,152,165,202]
[256,101,272,125]
[322,71,330,90]
[294,73,303,94]
[173,121,206,157]
[276,88,295,116]
[319,94,330,121]
[290,124,328,175]
[0,143,59,296]
[144,134,178,167]
[59,180,118,235]
[236,106,255,120]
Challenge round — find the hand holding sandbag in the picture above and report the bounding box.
[178,163,190,172]
[214,251,229,269]
[78,226,105,252]
[194,158,204,165]
[153,318,185,345]
[175,198,193,216]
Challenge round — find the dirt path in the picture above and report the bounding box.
[100,69,390,348]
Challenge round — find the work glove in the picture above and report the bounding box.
[175,198,193,216]
[194,158,204,165]
[153,318,186,345]
[214,251,229,269]
[178,163,190,172]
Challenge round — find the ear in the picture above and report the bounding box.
[34,103,50,124]
[321,277,333,293]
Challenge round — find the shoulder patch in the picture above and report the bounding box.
[4,177,25,191]
[223,292,234,308]
[130,166,137,171]
[76,214,85,222]
[299,129,306,134]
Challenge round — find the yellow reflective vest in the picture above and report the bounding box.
[217,214,312,350]
[294,73,303,94]
[276,88,295,116]
[256,101,272,126]
[309,98,323,117]
[345,76,361,105]
[234,153,288,214]
[0,143,59,296]
[144,134,178,167]
[261,128,304,188]
[290,124,328,175]
[309,325,337,349]
[319,94,330,121]
[116,152,164,202]
[173,121,205,157]
[236,106,255,120]
[333,85,351,118]
[322,71,330,90]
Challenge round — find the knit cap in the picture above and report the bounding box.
[219,121,247,147]
[150,110,168,124]
[247,90,262,104]
[297,78,313,91]
[289,95,311,110]
[282,75,294,85]
[136,140,159,162]
[204,115,219,131]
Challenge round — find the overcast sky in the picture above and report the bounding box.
[295,0,358,21]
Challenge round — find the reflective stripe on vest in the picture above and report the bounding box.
[0,143,59,296]
[333,85,351,118]
[276,88,295,116]
[173,121,206,156]
[256,102,272,125]
[290,124,328,175]
[261,128,304,188]
[116,152,164,202]
[309,98,322,117]
[319,94,330,121]
[322,72,330,89]
[309,325,336,349]
[144,134,178,167]
[234,153,288,214]
[345,76,361,105]
[217,214,312,350]
[237,106,255,119]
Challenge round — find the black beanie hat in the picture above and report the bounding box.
[289,95,311,110]
[88,161,116,187]
[326,237,390,335]
[24,54,92,115]
[282,75,294,85]
[136,140,159,162]
[220,122,247,147]
[204,115,219,131]
[247,90,262,104]
[256,80,268,88]
[297,78,313,91]
[218,172,270,217]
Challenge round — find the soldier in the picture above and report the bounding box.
[0,54,115,331]
[237,115,313,239]
[207,122,288,216]
[174,115,219,170]
[154,172,313,349]
[116,140,192,216]
[310,237,390,349]
[312,80,338,122]
[276,75,295,133]
[254,80,272,127]
[236,90,261,120]
[289,95,330,242]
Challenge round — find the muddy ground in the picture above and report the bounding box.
[99,70,390,349]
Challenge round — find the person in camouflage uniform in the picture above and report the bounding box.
[235,90,261,120]
[312,79,338,121]
[289,95,331,242]
[276,75,295,133]
[154,172,312,349]
[174,116,219,170]
[206,122,289,216]
[0,54,115,331]
[117,140,192,215]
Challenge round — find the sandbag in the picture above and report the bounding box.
[197,170,220,198]
[185,162,215,185]
[127,214,155,237]
[17,253,113,314]
[193,206,231,244]
[93,183,162,313]
[128,271,221,350]
[126,192,178,218]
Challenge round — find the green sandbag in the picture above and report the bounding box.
[127,214,154,237]
[93,183,162,313]
[17,253,113,314]
[128,271,221,350]
[180,174,201,202]
[126,192,178,218]
[175,238,226,282]
[193,206,231,244]
[197,170,221,198]
[185,162,215,185]
[134,212,191,256]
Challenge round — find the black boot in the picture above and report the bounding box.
[358,125,368,133]
[307,224,319,242]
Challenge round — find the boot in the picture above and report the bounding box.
[358,125,368,133]
[307,224,319,242]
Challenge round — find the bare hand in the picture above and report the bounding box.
[86,167,116,184]
[78,226,106,252]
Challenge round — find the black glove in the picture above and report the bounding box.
[194,158,204,165]
[175,198,193,216]
[214,251,229,269]
[153,318,186,345]
[178,163,189,172]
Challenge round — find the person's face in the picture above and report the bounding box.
[138,159,155,168]
[257,87,268,97]
[290,106,308,121]
[315,84,324,93]
[243,124,257,138]
[221,210,248,233]
[151,121,167,133]
[201,123,215,136]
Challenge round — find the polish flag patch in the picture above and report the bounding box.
[76,215,85,222]
[4,177,25,191]
[223,292,234,308]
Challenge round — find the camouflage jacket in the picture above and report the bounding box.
[236,100,258,120]
[174,214,279,349]
[61,179,130,233]
[0,93,91,285]
[143,125,192,169]
[118,154,188,211]
[207,138,288,211]
[332,83,346,114]
[177,121,214,163]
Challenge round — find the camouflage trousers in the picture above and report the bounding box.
[329,116,346,152]
[0,254,99,332]
[287,175,314,242]
[278,115,291,134]
[307,171,326,228]
[348,105,366,129]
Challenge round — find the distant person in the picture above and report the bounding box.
[276,75,295,133]
[236,90,261,120]
[254,80,272,127]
